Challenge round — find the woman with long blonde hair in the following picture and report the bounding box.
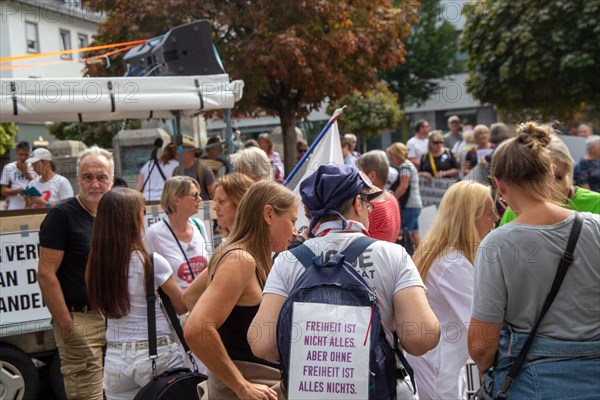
[183,181,297,400]
[407,180,498,399]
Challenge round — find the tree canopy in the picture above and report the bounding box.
[0,123,18,156]
[381,0,461,107]
[87,0,419,172]
[461,0,600,120]
[329,83,401,150]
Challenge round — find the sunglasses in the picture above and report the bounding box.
[188,192,202,200]
[359,195,375,212]
[431,141,443,145]
[298,148,308,154]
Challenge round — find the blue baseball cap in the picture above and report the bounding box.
[300,164,382,232]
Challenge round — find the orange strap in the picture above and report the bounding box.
[0,40,147,63]
[1,43,142,70]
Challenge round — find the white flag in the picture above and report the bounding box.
[287,121,344,230]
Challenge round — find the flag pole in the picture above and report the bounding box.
[284,106,346,186]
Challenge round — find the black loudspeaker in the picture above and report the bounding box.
[124,20,225,77]
[123,36,163,76]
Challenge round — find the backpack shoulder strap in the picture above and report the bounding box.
[289,243,316,270]
[341,236,376,264]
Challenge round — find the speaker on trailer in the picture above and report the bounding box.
[123,20,225,77]
[123,36,163,76]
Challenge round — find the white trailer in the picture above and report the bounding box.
[0,74,243,399]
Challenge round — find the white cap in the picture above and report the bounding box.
[27,148,53,163]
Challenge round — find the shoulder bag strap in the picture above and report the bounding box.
[191,218,206,241]
[393,333,417,394]
[145,253,158,374]
[499,212,584,395]
[154,160,167,181]
[156,288,199,372]
[163,219,196,280]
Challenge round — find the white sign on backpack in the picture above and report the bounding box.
[288,302,371,400]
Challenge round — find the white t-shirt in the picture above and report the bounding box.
[27,174,74,207]
[106,252,173,342]
[406,136,429,162]
[140,159,179,201]
[264,222,424,345]
[0,161,36,209]
[406,250,473,400]
[144,218,210,289]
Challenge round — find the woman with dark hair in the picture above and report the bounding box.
[469,122,600,399]
[86,187,186,400]
[136,142,179,201]
[183,181,297,400]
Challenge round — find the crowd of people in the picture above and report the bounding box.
[1,118,598,400]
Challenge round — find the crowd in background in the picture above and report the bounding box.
[1,118,599,400]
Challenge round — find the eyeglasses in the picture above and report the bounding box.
[359,195,375,213]
[188,192,202,200]
[431,141,443,145]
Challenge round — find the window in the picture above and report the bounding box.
[77,34,88,62]
[60,29,72,59]
[26,22,39,53]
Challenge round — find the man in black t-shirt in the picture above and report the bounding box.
[38,146,114,400]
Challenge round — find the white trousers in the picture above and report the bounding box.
[103,341,183,400]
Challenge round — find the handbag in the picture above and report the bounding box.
[134,253,207,400]
[475,212,584,400]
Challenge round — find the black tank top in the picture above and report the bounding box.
[212,247,278,368]
[218,304,278,368]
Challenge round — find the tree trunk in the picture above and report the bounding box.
[279,106,299,178]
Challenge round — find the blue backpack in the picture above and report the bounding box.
[277,236,415,400]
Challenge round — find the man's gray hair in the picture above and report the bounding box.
[77,146,114,176]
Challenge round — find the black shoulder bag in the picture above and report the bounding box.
[134,253,207,400]
[476,212,584,400]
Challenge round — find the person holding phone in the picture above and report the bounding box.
[0,141,36,209]
[25,148,73,208]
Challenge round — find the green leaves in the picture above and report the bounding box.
[329,83,402,138]
[0,123,18,156]
[461,0,600,119]
[380,0,461,107]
